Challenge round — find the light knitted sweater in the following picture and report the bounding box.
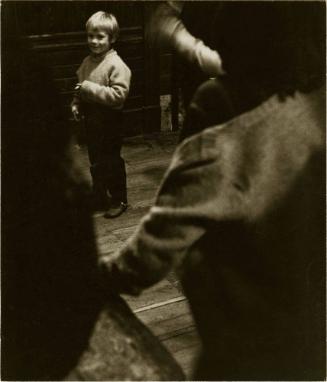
[73,49,131,110]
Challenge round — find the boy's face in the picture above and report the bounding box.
[87,28,111,55]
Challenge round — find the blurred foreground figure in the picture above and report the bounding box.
[1,5,184,380]
[103,2,326,380]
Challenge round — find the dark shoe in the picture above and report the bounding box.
[104,202,128,218]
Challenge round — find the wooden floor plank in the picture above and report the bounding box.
[96,232,125,258]
[124,279,183,311]
[136,299,195,338]
[94,206,149,235]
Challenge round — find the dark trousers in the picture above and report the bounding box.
[84,104,127,204]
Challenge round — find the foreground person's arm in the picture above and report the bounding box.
[101,132,242,295]
[149,1,224,77]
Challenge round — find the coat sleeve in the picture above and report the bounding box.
[102,133,243,295]
[149,2,224,77]
[79,61,131,107]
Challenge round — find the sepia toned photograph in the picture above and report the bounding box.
[1,1,326,380]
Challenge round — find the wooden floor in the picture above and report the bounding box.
[76,132,201,379]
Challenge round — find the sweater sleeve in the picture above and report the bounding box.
[79,60,131,107]
[102,166,208,295]
[102,133,243,295]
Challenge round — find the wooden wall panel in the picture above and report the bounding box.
[15,1,144,35]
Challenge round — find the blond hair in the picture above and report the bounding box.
[86,11,119,43]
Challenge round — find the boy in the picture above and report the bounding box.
[72,11,131,218]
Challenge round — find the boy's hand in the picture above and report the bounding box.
[71,104,82,122]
